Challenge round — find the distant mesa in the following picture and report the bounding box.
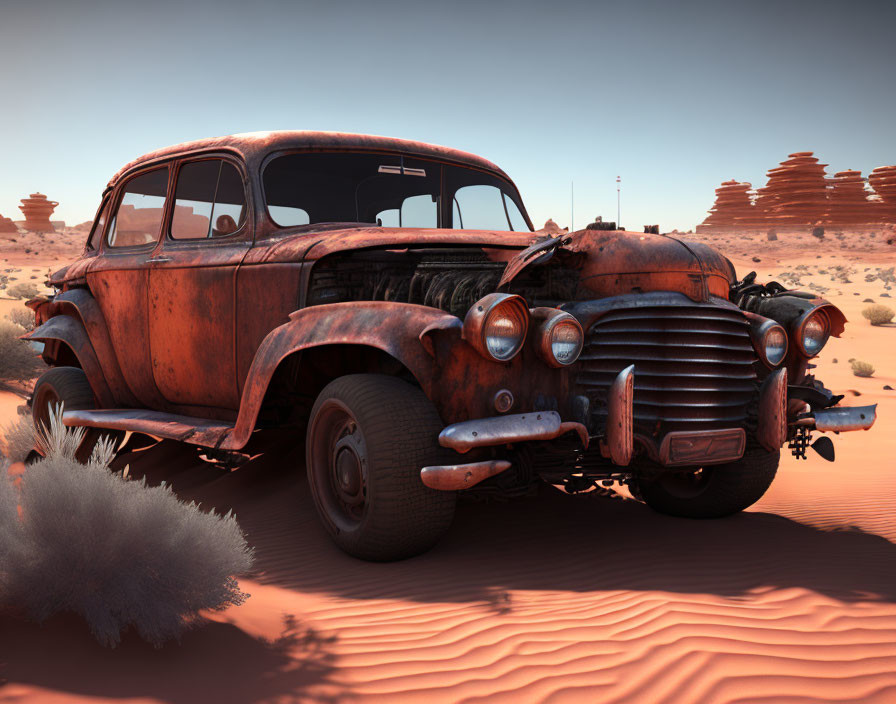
[697,152,896,233]
[19,192,58,233]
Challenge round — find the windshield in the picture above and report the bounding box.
[263,151,531,231]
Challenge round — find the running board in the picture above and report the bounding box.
[62,409,234,448]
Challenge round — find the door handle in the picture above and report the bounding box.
[145,257,171,263]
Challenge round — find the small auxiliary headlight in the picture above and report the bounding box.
[535,311,584,367]
[762,324,788,366]
[463,293,529,362]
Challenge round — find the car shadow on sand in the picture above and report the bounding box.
[107,435,896,608]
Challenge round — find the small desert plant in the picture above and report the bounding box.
[5,282,40,300]
[5,306,35,331]
[850,360,875,378]
[0,415,35,463]
[0,320,44,389]
[861,304,895,326]
[0,408,254,647]
[0,461,20,596]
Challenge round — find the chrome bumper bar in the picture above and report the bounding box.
[420,460,511,490]
[438,411,588,453]
[796,404,877,432]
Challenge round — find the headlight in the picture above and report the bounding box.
[747,315,788,367]
[762,323,788,366]
[463,293,529,362]
[535,311,584,367]
[795,308,830,357]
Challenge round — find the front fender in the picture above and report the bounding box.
[222,302,460,450]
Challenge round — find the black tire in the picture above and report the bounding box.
[31,366,122,463]
[306,374,456,561]
[632,448,779,519]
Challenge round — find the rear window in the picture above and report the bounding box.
[107,167,169,248]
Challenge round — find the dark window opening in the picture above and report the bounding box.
[263,152,531,232]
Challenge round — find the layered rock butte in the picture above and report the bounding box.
[18,192,58,233]
[698,152,896,233]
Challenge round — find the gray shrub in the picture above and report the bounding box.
[1,411,254,647]
[0,320,44,388]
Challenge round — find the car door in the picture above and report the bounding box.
[86,165,172,409]
[146,156,252,412]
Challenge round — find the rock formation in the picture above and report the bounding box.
[827,170,873,226]
[697,180,760,231]
[754,152,829,228]
[869,166,896,223]
[0,213,16,234]
[18,192,58,232]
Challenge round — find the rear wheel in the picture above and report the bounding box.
[306,374,456,561]
[31,366,122,463]
[632,448,779,518]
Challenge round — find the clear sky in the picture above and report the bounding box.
[1,0,894,232]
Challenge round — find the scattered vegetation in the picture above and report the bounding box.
[0,409,254,647]
[861,304,895,326]
[5,306,35,331]
[5,282,41,300]
[0,415,35,463]
[850,360,875,378]
[0,320,44,390]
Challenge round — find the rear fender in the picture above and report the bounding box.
[25,316,115,407]
[221,302,460,450]
[25,289,137,406]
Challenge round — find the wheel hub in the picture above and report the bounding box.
[331,425,367,511]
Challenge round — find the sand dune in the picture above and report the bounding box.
[1,236,895,703]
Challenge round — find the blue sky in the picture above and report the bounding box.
[1,0,893,232]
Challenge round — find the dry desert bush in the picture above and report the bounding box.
[5,306,35,331]
[0,409,254,647]
[850,360,875,377]
[0,320,44,389]
[0,322,43,386]
[0,415,35,463]
[861,304,895,326]
[5,282,41,300]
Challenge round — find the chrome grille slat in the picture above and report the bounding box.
[576,301,758,435]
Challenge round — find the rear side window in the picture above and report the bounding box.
[107,168,169,248]
[86,197,110,251]
[171,159,247,239]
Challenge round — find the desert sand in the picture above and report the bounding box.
[1,228,895,703]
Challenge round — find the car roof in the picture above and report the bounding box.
[108,130,511,187]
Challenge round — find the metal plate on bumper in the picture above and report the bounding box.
[658,428,746,467]
[811,404,877,432]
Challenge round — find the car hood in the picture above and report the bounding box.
[246,225,735,301]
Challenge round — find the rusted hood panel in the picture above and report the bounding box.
[561,229,735,301]
[243,226,538,265]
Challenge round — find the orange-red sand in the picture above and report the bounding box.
[1,231,895,703]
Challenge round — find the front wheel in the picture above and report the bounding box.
[631,448,779,519]
[306,374,456,561]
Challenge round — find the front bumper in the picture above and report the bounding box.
[420,368,878,491]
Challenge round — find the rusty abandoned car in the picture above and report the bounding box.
[25,131,877,560]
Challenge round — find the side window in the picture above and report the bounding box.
[107,168,169,248]
[452,185,510,231]
[86,197,110,251]
[171,159,247,239]
[268,205,309,227]
[503,193,528,231]
[399,194,438,228]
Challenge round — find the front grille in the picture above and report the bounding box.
[576,302,758,436]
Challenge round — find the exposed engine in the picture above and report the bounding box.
[308,248,580,317]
